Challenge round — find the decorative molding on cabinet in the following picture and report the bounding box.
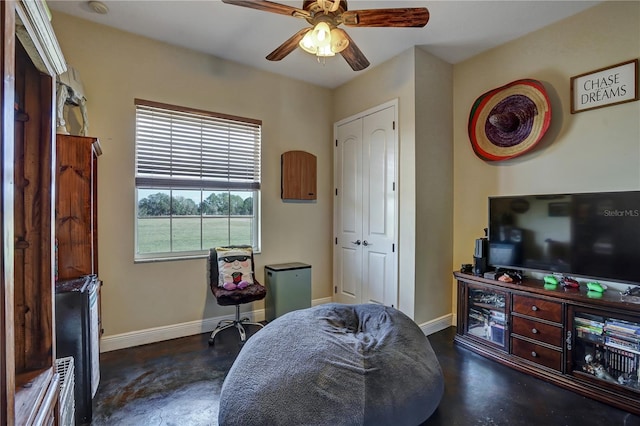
[15,0,66,75]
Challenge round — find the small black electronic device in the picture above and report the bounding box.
[461,264,473,274]
[473,238,488,276]
[484,271,498,280]
[474,238,487,258]
[473,257,486,276]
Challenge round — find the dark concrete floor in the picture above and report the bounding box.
[91,326,640,426]
[424,328,640,426]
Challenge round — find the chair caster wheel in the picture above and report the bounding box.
[208,338,215,346]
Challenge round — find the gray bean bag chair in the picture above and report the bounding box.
[218,303,444,426]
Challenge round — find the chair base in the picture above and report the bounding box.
[209,304,265,346]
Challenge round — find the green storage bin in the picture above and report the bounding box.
[265,263,311,322]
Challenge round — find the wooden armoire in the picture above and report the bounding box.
[1,1,67,424]
[54,134,102,424]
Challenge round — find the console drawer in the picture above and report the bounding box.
[512,337,562,371]
[511,316,563,346]
[512,294,562,323]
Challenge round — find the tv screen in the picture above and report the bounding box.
[488,190,640,284]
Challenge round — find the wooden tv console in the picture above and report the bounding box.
[454,271,640,415]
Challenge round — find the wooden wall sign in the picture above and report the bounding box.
[571,59,639,113]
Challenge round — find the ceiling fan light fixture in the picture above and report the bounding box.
[299,22,346,58]
[330,28,349,53]
[317,45,335,57]
[311,22,331,48]
[299,31,318,54]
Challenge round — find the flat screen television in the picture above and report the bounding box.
[488,190,640,285]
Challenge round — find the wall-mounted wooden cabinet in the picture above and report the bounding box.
[2,1,67,424]
[281,150,317,200]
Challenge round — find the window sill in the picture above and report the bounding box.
[134,253,208,264]
[134,250,261,264]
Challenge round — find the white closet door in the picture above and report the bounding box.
[334,102,397,306]
[335,118,363,304]
[361,106,397,307]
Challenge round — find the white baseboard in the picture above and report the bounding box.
[312,297,333,306]
[418,313,456,336]
[100,308,264,353]
[101,298,456,353]
[100,298,334,353]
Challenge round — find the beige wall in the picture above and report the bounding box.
[452,1,640,311]
[52,12,334,338]
[415,48,453,324]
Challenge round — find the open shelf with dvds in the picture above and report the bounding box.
[568,307,639,395]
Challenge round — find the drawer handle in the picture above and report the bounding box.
[531,305,538,311]
[531,328,538,334]
[531,351,538,358]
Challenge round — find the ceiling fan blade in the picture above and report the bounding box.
[341,8,430,27]
[266,27,311,61]
[339,32,370,71]
[222,0,310,19]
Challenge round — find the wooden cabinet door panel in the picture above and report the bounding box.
[56,135,97,280]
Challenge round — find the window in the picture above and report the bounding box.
[134,99,261,260]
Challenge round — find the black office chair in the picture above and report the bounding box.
[207,246,266,346]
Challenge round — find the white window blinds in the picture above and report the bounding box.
[135,99,261,190]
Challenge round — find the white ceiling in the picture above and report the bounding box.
[47,0,603,89]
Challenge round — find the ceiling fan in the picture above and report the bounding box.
[221,0,430,71]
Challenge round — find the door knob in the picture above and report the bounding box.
[363,240,372,246]
[351,240,361,245]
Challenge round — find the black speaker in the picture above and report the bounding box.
[473,256,487,276]
[473,238,488,276]
[474,238,488,258]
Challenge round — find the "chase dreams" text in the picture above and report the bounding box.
[580,72,627,105]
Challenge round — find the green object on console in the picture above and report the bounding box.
[544,275,559,286]
[586,281,604,293]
